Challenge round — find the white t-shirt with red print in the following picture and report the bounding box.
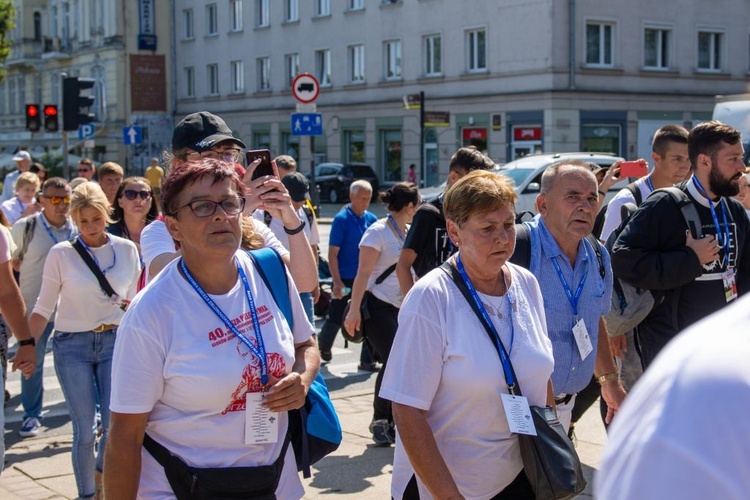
[110,250,314,500]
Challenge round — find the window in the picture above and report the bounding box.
[425,34,442,76]
[230,0,243,31]
[349,44,365,83]
[316,49,332,87]
[254,132,271,150]
[33,12,42,40]
[206,4,218,36]
[285,0,299,22]
[281,132,300,160]
[345,130,365,162]
[349,0,364,10]
[285,53,299,88]
[231,61,244,93]
[698,30,723,71]
[257,57,271,91]
[256,0,269,27]
[384,40,402,80]
[315,0,330,16]
[381,130,402,182]
[644,27,670,69]
[586,22,613,66]
[185,67,195,97]
[466,29,486,72]
[207,64,219,95]
[0,80,5,115]
[183,9,194,39]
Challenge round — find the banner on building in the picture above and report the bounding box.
[130,55,167,112]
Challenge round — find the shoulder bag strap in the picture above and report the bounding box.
[18,215,38,262]
[374,263,397,285]
[70,238,119,300]
[509,223,531,270]
[439,261,523,397]
[584,233,606,279]
[247,247,293,331]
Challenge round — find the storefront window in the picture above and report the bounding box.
[281,132,299,161]
[462,127,488,154]
[382,129,402,182]
[253,132,271,151]
[582,124,621,155]
[344,130,365,163]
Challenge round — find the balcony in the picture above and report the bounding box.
[41,37,72,61]
[5,39,43,66]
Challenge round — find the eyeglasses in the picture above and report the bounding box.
[77,168,91,172]
[186,148,243,163]
[42,195,71,205]
[173,197,246,218]
[122,189,152,201]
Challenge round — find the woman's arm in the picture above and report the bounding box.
[343,246,380,335]
[392,403,465,500]
[103,411,150,500]
[263,337,319,412]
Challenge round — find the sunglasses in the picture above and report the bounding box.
[43,195,71,205]
[122,189,152,201]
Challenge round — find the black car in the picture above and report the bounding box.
[309,162,380,203]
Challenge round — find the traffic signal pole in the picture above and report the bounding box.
[62,131,70,180]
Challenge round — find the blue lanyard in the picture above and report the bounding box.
[180,258,269,385]
[645,176,654,193]
[456,254,515,387]
[17,198,25,213]
[39,214,70,244]
[77,235,116,275]
[692,176,730,262]
[387,214,404,242]
[550,247,588,318]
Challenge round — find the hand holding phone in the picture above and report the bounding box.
[246,149,274,180]
[619,160,648,178]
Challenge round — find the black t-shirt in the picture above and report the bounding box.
[403,195,455,278]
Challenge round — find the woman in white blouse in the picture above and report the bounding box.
[29,182,140,499]
[343,182,420,446]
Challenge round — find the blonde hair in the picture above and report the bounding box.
[15,171,41,192]
[443,170,517,227]
[70,182,114,224]
[241,216,265,250]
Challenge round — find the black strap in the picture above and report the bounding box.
[374,263,397,285]
[439,261,523,397]
[625,181,642,207]
[71,238,119,300]
[18,215,38,262]
[584,233,606,279]
[509,223,531,270]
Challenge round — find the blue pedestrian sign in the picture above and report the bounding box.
[78,124,95,140]
[123,125,143,145]
[291,113,323,136]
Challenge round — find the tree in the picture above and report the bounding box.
[0,0,15,79]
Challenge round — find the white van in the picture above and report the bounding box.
[713,95,750,163]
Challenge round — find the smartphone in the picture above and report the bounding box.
[246,149,274,180]
[619,161,648,178]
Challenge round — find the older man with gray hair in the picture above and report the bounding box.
[317,180,379,369]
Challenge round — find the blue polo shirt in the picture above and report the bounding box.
[525,215,612,395]
[329,205,377,280]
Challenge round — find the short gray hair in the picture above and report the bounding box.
[350,179,372,195]
[540,160,595,194]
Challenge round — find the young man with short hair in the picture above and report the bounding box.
[77,158,96,181]
[98,162,125,204]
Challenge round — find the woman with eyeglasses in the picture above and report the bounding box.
[105,159,319,499]
[28,182,141,499]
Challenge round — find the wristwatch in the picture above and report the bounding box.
[596,371,619,384]
[18,338,36,347]
[284,219,306,235]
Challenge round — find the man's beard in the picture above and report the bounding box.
[709,164,740,197]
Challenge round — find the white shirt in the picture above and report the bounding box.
[11,213,77,318]
[32,235,141,331]
[596,294,750,500]
[600,177,652,242]
[0,170,19,203]
[380,262,554,499]
[111,250,314,499]
[251,207,320,250]
[1,196,36,226]
[359,217,409,308]
[140,218,289,283]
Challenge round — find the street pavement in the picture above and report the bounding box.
[0,202,608,499]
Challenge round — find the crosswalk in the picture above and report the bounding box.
[4,344,370,424]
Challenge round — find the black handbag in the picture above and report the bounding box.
[441,262,586,500]
[143,433,290,500]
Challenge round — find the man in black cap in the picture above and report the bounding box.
[170,111,246,164]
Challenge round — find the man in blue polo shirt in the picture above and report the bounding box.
[318,180,378,369]
[518,161,626,431]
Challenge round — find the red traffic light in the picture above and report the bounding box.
[44,105,58,117]
[27,105,39,117]
[43,104,59,132]
[25,104,41,131]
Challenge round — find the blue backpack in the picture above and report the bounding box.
[247,248,343,478]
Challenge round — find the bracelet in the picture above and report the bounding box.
[596,371,619,384]
[18,338,36,347]
[284,219,306,235]
[598,190,607,197]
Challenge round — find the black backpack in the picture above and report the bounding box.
[592,182,642,240]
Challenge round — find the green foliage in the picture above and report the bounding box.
[0,0,15,79]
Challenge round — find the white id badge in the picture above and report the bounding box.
[723,269,738,303]
[501,393,537,436]
[245,392,279,445]
[572,318,594,361]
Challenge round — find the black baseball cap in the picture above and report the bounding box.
[282,172,310,202]
[172,112,246,152]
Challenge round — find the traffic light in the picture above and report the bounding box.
[25,104,41,132]
[43,105,59,132]
[62,77,96,131]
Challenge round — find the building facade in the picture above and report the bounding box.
[172,0,750,187]
[0,0,173,176]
